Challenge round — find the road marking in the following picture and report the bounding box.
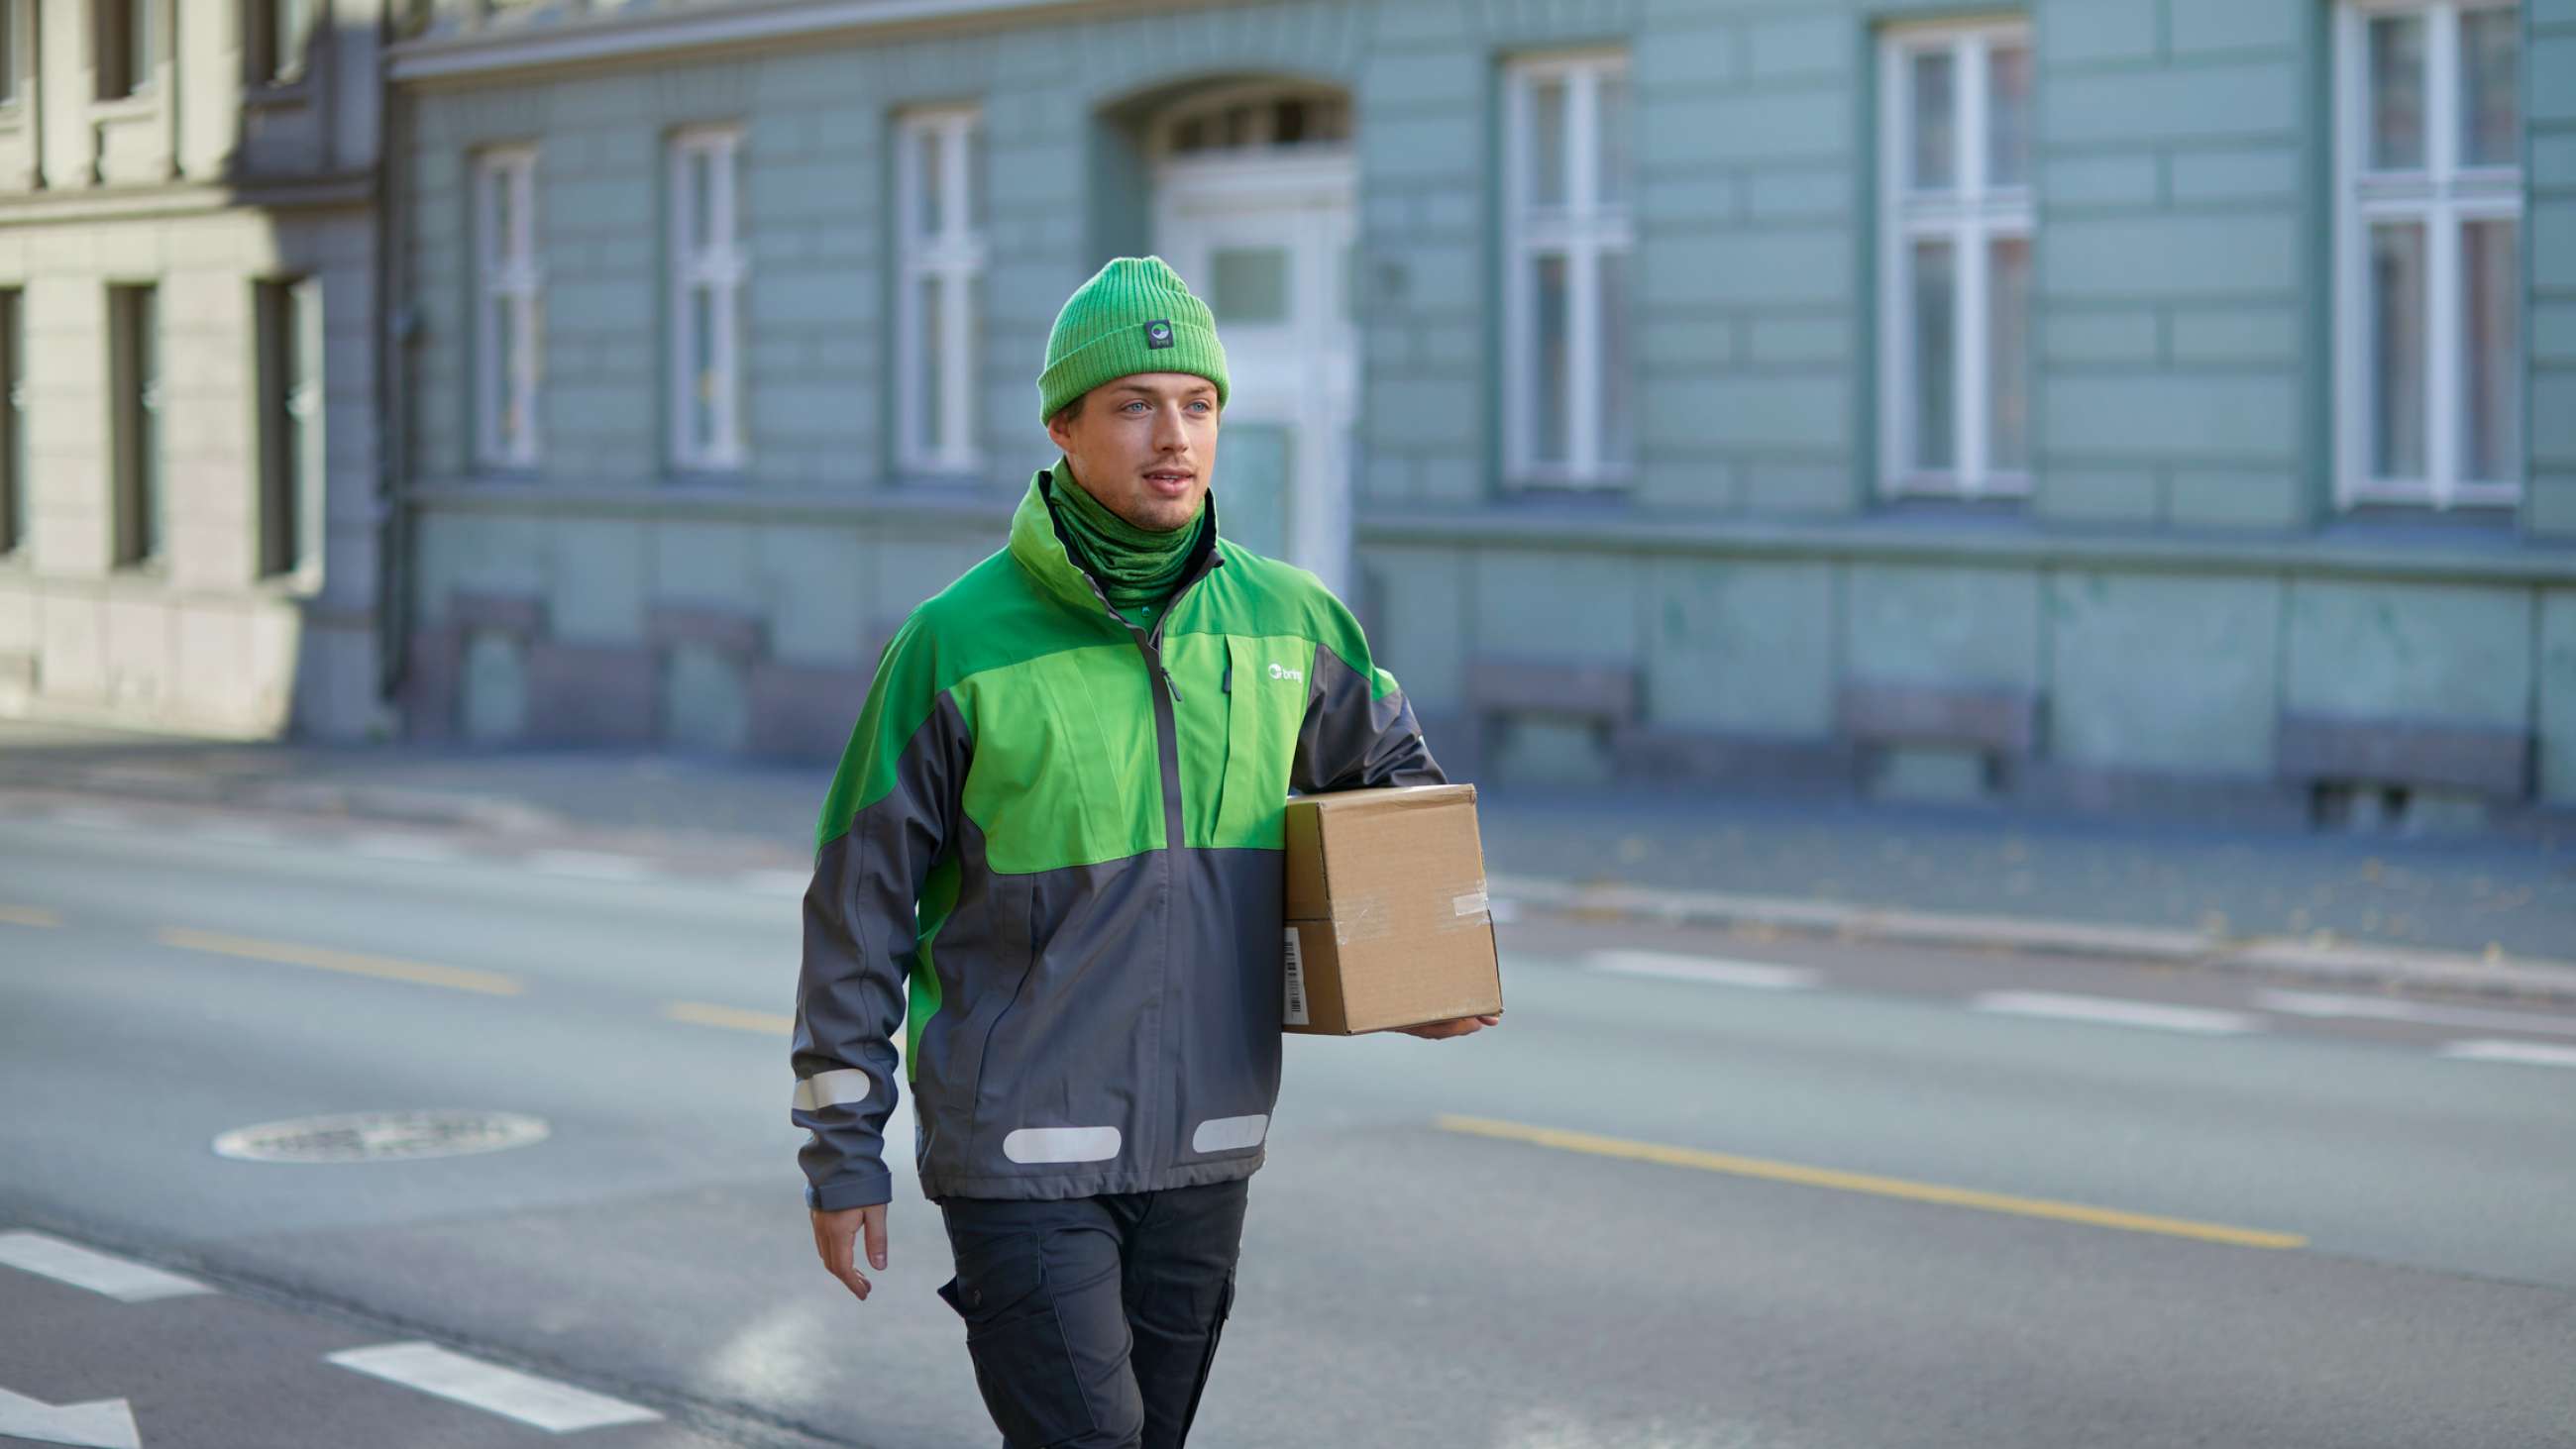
[1583,950,1820,990]
[189,821,285,849]
[666,1000,793,1035]
[0,1231,212,1302]
[1971,990,2262,1036]
[46,806,134,831]
[524,849,654,881]
[348,832,465,864]
[0,903,60,928]
[2254,988,2576,1039]
[1434,1114,2307,1250]
[158,927,523,997]
[0,1384,140,1449]
[325,1341,661,1433]
[2437,1039,2576,1069]
[734,869,809,897]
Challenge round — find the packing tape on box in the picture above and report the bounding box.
[1334,894,1395,945]
[1439,883,1493,933]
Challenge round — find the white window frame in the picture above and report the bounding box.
[1502,51,1633,488]
[2332,0,2522,510]
[896,106,984,476]
[249,0,318,87]
[669,125,747,472]
[1878,18,2034,501]
[474,145,541,470]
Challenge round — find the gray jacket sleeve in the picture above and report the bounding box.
[792,623,969,1211]
[1293,602,1448,793]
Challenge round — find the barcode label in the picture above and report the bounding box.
[1282,927,1310,1026]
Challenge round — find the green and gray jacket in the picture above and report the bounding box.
[792,464,1445,1208]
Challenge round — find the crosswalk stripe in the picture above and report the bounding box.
[325,1342,661,1433]
[1583,950,1821,990]
[2255,989,2576,1039]
[2436,1039,2576,1069]
[0,1231,212,1302]
[1971,990,2262,1036]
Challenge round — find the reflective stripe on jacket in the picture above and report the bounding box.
[792,463,1445,1207]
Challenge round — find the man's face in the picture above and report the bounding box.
[1044,372,1221,534]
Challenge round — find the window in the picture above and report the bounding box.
[257,278,322,576]
[2335,0,2522,509]
[1878,21,2033,500]
[95,0,158,101]
[669,127,746,471]
[897,108,984,474]
[249,0,317,86]
[474,147,541,468]
[1504,53,1634,486]
[0,289,22,559]
[108,284,161,567]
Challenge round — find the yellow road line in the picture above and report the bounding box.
[157,927,523,997]
[0,904,61,928]
[1434,1113,2307,1250]
[665,1000,794,1036]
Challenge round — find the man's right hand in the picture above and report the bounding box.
[810,1203,889,1301]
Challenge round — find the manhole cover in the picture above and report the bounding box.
[212,1110,549,1164]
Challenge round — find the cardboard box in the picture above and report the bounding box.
[1279,782,1504,1035]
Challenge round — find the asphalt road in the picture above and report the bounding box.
[3,800,2572,1449]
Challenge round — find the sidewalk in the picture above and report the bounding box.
[4,719,2571,999]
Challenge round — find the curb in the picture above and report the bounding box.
[1488,873,2576,1006]
[8,759,2572,1007]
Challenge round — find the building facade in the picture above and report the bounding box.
[385,0,2576,830]
[0,0,389,740]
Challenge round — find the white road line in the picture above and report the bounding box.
[524,849,654,882]
[2255,988,2576,1039]
[0,1231,212,1302]
[348,832,466,864]
[734,869,809,897]
[325,1342,662,1433]
[0,1386,140,1449]
[45,806,134,831]
[1971,990,2263,1036]
[2437,1039,2576,1069]
[1583,950,1821,990]
[189,822,286,849]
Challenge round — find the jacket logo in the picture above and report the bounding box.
[1268,663,1304,683]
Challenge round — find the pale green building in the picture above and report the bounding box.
[384,0,2576,831]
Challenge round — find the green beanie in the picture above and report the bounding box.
[1037,257,1230,423]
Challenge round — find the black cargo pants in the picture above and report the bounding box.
[935,1177,1249,1449]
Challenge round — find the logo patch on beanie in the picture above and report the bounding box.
[1144,319,1175,350]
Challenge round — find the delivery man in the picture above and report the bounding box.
[792,257,1500,1449]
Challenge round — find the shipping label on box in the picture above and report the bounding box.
[1279,782,1504,1035]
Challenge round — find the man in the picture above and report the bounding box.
[792,257,1499,1449]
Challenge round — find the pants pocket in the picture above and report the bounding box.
[945,1229,1097,1447]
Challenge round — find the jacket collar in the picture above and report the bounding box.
[1009,463,1225,625]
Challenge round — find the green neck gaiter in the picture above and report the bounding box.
[1045,459,1207,613]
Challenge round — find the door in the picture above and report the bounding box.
[1155,155,1356,597]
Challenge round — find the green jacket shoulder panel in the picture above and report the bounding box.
[1182,539,1399,700]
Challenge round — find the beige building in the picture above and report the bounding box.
[0,0,387,740]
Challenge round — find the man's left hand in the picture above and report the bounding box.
[1393,1012,1502,1040]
